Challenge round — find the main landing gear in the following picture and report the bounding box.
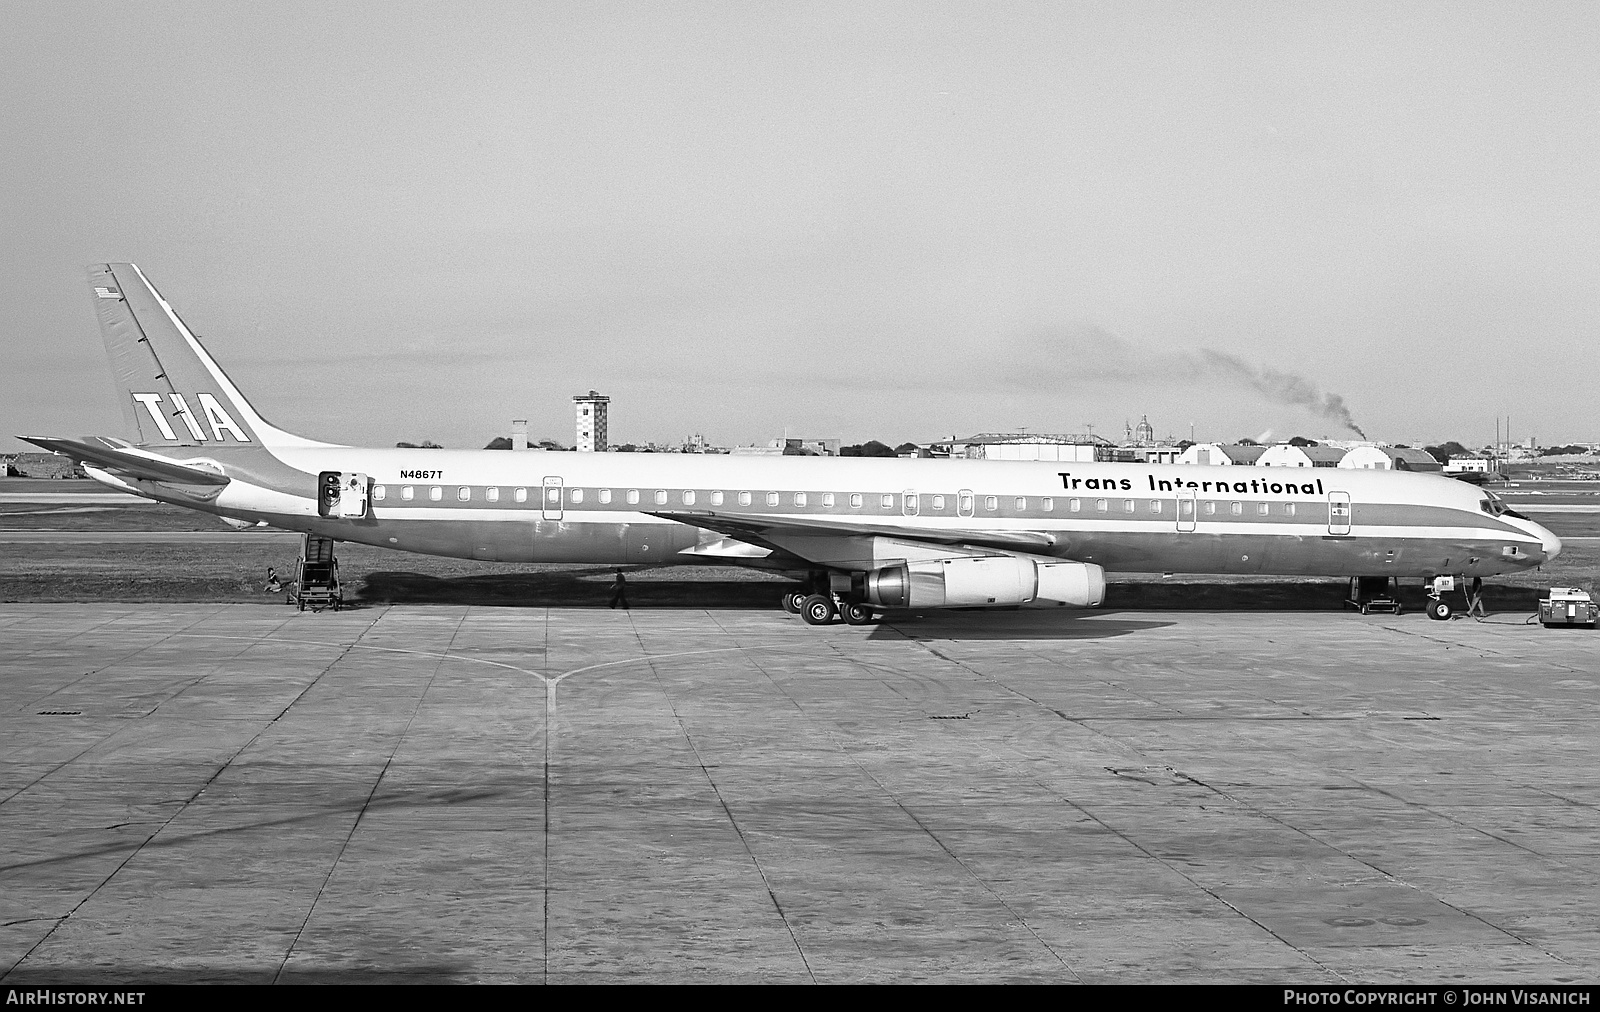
[1426,575,1485,621]
[783,574,876,626]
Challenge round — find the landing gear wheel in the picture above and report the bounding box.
[1427,599,1453,621]
[800,594,837,626]
[781,590,806,615]
[841,601,874,626]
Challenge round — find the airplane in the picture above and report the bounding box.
[22,263,1562,625]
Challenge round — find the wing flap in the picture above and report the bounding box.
[649,509,1057,550]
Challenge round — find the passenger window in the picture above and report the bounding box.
[1069,498,1080,512]
[1204,501,1215,515]
[1230,501,1241,515]
[514,487,527,503]
[627,489,640,505]
[881,494,894,509]
[1016,497,1027,510]
[373,485,386,501]
[850,493,863,508]
[599,489,611,504]
[1257,503,1269,516]
[738,491,751,506]
[795,492,806,507]
[985,496,997,511]
[1149,500,1161,513]
[767,492,779,507]
[1284,503,1295,516]
[1123,499,1134,513]
[683,490,695,505]
[958,493,974,513]
[1042,497,1053,512]
[654,490,667,505]
[547,488,560,503]
[905,494,917,511]
[458,486,471,501]
[1096,499,1107,512]
[401,486,414,501]
[571,488,583,504]
[931,495,945,510]
[711,491,724,506]
[822,492,835,507]
[485,487,498,502]
[430,486,443,501]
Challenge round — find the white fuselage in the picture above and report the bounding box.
[137,448,1561,580]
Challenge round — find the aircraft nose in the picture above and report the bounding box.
[1540,524,1563,561]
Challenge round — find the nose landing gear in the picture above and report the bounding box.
[1427,575,1485,620]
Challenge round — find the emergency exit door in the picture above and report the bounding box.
[1328,491,1352,535]
[1176,488,1196,532]
[542,476,564,520]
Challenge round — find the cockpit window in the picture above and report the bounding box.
[1480,493,1509,517]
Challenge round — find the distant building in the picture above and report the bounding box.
[8,452,84,479]
[951,432,1110,462]
[731,437,839,457]
[1444,457,1492,474]
[1339,446,1443,472]
[1256,444,1348,468]
[511,419,528,451]
[679,433,728,454]
[1105,444,1184,465]
[1126,415,1156,445]
[1176,443,1267,466]
[573,391,609,453]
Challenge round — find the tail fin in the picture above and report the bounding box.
[89,263,332,449]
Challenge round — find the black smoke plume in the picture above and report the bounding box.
[1196,350,1367,439]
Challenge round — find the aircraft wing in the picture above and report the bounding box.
[17,435,231,487]
[650,509,1058,556]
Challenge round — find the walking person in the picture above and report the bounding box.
[608,568,629,610]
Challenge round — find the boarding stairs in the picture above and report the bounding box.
[288,534,342,612]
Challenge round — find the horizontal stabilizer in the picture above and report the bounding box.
[17,435,231,486]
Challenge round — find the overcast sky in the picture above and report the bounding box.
[3,1,1596,453]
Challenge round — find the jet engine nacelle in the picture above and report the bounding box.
[861,556,1105,609]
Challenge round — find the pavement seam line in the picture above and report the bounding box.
[1,605,388,983]
[711,612,1084,980]
[1,607,238,807]
[812,642,1086,979]
[636,610,818,983]
[878,620,1346,980]
[0,605,275,810]
[543,606,551,984]
[273,605,462,984]
[1337,778,1581,966]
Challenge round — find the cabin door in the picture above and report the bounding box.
[1328,491,1352,535]
[902,489,919,516]
[957,489,975,518]
[542,476,564,521]
[1176,488,1196,532]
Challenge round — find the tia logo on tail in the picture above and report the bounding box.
[131,392,251,442]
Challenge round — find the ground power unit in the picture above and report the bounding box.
[1539,588,1598,628]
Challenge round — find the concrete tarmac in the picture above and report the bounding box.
[2,602,1597,984]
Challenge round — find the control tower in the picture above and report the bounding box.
[573,390,609,452]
